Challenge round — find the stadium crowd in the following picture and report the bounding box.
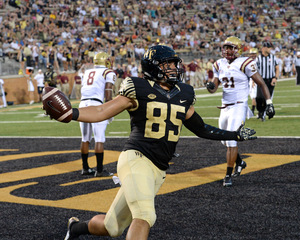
[0,0,299,83]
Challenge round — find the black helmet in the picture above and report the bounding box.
[47,64,53,70]
[141,45,183,85]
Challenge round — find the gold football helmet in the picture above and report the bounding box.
[249,48,258,60]
[222,36,243,61]
[93,52,112,68]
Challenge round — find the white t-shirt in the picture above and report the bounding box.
[34,73,45,87]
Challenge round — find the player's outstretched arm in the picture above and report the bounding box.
[42,87,134,123]
[183,106,257,141]
[73,95,134,123]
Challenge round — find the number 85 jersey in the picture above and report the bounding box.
[213,57,257,104]
[119,77,195,170]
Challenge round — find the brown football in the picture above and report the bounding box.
[42,87,72,123]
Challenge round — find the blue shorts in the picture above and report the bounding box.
[37,86,44,94]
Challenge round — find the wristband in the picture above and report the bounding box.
[72,108,79,120]
[266,99,272,105]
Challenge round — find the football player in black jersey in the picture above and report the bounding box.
[44,45,257,240]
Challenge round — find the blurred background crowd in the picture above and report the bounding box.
[0,0,299,83]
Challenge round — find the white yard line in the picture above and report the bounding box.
[1,115,299,124]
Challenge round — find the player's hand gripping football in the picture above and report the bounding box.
[235,122,257,141]
[265,103,275,119]
[42,87,73,123]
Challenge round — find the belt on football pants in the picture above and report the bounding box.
[81,98,103,104]
[217,101,243,109]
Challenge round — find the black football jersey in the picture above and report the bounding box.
[119,77,195,170]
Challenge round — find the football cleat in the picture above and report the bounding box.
[64,217,79,240]
[94,169,113,177]
[81,168,95,175]
[232,160,247,177]
[223,175,233,187]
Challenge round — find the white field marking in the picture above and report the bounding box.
[196,92,222,98]
[1,135,300,139]
[108,132,129,134]
[1,115,300,124]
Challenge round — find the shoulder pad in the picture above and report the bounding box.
[119,77,136,99]
[240,57,253,73]
[213,61,219,72]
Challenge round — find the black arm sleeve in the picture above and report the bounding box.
[183,111,238,141]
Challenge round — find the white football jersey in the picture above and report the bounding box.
[213,57,257,104]
[81,66,116,101]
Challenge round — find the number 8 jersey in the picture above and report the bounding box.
[119,77,195,170]
[81,66,116,102]
[213,57,257,104]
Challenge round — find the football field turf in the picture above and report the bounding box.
[0,78,299,239]
[0,137,300,239]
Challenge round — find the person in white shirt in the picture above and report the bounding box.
[27,68,35,105]
[207,36,275,187]
[0,78,7,108]
[79,51,116,177]
[283,54,292,77]
[130,64,139,77]
[34,69,44,102]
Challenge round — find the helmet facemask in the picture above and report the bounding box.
[142,45,183,86]
[222,36,243,62]
[158,58,183,85]
[222,44,240,61]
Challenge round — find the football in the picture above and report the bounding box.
[42,87,72,123]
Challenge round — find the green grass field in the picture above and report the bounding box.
[0,78,299,137]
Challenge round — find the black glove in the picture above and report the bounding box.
[206,82,215,90]
[266,103,275,119]
[236,122,257,141]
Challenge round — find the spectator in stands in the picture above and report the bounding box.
[1,0,299,77]
[17,45,25,73]
[31,41,39,69]
[23,43,33,68]
[39,46,48,69]
[130,63,139,77]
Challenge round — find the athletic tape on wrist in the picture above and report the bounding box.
[72,108,79,120]
[266,99,272,105]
